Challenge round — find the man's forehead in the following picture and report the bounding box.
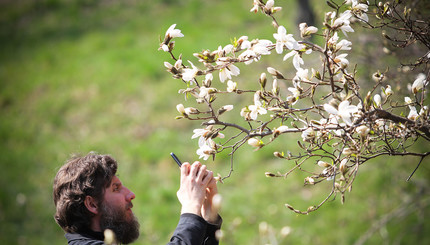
[108,175,121,186]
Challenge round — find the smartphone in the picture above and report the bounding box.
[170,152,182,167]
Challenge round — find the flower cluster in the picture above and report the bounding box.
[159,0,429,214]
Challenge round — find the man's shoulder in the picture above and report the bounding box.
[65,232,105,245]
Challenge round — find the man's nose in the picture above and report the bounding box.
[125,188,136,201]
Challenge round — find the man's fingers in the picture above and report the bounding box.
[180,162,190,176]
[197,165,207,180]
[202,170,213,185]
[190,161,201,177]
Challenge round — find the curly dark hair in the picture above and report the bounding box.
[53,153,118,233]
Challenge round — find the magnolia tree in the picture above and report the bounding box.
[159,0,429,214]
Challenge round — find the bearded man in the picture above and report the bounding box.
[53,153,221,244]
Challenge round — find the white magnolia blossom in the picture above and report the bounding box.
[164,58,182,71]
[384,85,393,96]
[288,80,302,98]
[283,47,311,70]
[198,86,211,100]
[165,24,184,39]
[161,24,185,52]
[248,100,267,120]
[328,32,352,51]
[192,126,225,147]
[411,73,428,94]
[265,0,274,9]
[216,44,234,57]
[203,73,213,86]
[405,96,413,105]
[273,26,299,54]
[408,106,419,120]
[238,36,251,49]
[294,68,310,83]
[182,61,199,82]
[264,0,282,13]
[250,0,259,13]
[299,22,318,38]
[330,10,354,36]
[333,53,350,69]
[227,80,237,92]
[196,143,216,160]
[324,100,359,126]
[301,127,315,142]
[216,61,240,83]
[350,0,369,22]
[238,39,272,65]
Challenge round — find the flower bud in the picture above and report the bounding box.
[339,159,348,174]
[218,105,234,115]
[164,61,173,69]
[273,125,289,137]
[273,151,284,158]
[342,148,353,155]
[272,78,279,95]
[259,72,267,89]
[184,107,199,115]
[176,104,186,115]
[373,94,382,107]
[265,172,276,177]
[317,161,331,168]
[305,177,315,185]
[355,125,370,136]
[248,138,263,148]
[307,206,315,212]
[267,67,285,79]
[411,73,427,94]
[404,97,413,104]
[384,85,393,96]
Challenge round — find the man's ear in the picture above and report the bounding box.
[84,196,99,215]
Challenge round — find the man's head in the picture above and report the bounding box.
[53,153,139,243]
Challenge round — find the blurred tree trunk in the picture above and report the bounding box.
[296,0,315,26]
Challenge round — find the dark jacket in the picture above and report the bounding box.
[65,213,222,245]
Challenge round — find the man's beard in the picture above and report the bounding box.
[99,202,140,244]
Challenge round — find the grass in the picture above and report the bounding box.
[0,0,429,244]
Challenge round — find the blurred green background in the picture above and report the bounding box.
[1,0,429,244]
